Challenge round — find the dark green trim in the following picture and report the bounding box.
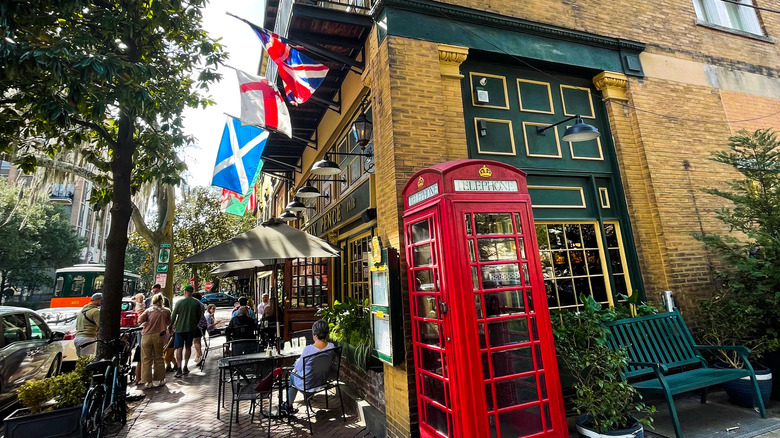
[372,0,645,76]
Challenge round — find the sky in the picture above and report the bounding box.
[181,0,266,188]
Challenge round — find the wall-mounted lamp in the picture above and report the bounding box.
[536,114,600,142]
[296,180,321,198]
[279,211,298,221]
[478,119,488,137]
[285,198,309,212]
[352,113,373,150]
[310,150,373,177]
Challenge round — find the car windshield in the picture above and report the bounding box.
[39,310,78,325]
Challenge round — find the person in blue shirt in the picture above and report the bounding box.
[231,297,255,319]
[281,320,334,414]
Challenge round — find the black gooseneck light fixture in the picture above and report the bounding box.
[536,114,600,143]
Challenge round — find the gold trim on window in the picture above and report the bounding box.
[560,85,596,119]
[474,118,517,156]
[469,72,510,110]
[346,231,373,303]
[522,122,562,159]
[516,78,555,115]
[528,185,587,209]
[599,188,611,209]
[565,125,604,161]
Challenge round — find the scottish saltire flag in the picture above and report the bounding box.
[251,26,329,105]
[236,70,292,138]
[211,117,269,196]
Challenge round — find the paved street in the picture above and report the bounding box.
[112,330,373,438]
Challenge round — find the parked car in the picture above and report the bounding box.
[37,307,79,365]
[200,293,237,307]
[121,299,138,327]
[0,307,64,410]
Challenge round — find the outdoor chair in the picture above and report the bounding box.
[227,359,279,437]
[223,339,264,358]
[289,329,314,348]
[225,321,257,343]
[287,346,345,434]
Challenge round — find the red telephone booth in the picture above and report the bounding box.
[402,160,567,438]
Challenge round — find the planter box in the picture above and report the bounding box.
[3,405,81,438]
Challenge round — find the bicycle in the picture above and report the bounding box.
[198,328,209,372]
[80,327,143,438]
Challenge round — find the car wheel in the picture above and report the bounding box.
[47,355,62,377]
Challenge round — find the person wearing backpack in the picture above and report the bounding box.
[74,293,102,357]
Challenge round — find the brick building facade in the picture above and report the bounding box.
[260,0,780,436]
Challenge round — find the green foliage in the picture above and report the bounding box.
[173,186,255,286]
[1,0,225,346]
[125,232,154,288]
[694,129,780,366]
[0,180,83,290]
[317,297,372,368]
[552,295,655,433]
[16,356,93,413]
[16,379,50,414]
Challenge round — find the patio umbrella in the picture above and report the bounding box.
[210,260,270,276]
[177,219,339,264]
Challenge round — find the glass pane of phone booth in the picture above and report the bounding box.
[408,214,454,438]
[465,212,554,437]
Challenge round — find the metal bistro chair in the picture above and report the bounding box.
[227,359,278,437]
[289,329,314,348]
[287,346,345,435]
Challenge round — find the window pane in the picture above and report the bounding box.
[483,290,525,317]
[478,238,518,262]
[465,214,473,235]
[411,220,430,243]
[3,314,27,343]
[486,318,530,347]
[29,315,46,340]
[475,213,513,235]
[416,295,439,319]
[420,347,445,377]
[491,347,535,377]
[498,405,543,437]
[547,225,564,249]
[421,374,447,407]
[495,375,539,408]
[481,264,522,289]
[423,401,450,437]
[418,321,441,347]
[415,270,436,292]
[413,244,433,267]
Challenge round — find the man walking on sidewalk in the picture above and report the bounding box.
[170,285,203,378]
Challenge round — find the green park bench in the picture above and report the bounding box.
[603,309,766,438]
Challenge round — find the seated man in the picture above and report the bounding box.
[281,320,335,414]
[225,306,256,341]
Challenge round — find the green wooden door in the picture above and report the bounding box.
[461,59,643,311]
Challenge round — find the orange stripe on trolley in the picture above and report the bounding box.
[50,297,91,308]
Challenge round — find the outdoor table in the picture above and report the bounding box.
[217,346,303,420]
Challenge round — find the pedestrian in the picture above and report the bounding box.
[231,297,255,319]
[145,284,170,309]
[74,293,102,357]
[169,284,203,377]
[137,293,171,388]
[191,291,207,365]
[257,293,270,319]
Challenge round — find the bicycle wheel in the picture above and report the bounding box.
[81,385,106,438]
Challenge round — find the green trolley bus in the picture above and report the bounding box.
[51,264,141,308]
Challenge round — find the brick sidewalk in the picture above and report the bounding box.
[111,338,374,438]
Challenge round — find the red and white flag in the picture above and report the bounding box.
[236,70,292,138]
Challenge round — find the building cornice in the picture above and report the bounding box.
[372,0,646,54]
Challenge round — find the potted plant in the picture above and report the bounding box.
[693,129,780,405]
[316,297,373,369]
[552,295,654,438]
[4,356,92,438]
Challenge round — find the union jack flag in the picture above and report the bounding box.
[250,26,329,106]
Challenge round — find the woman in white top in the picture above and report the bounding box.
[281,320,334,414]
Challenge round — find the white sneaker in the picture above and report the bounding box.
[157,379,166,387]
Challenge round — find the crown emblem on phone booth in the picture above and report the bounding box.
[417,176,425,188]
[479,165,492,178]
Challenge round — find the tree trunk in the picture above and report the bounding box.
[98,113,135,359]
[162,216,174,306]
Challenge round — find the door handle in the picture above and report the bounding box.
[439,302,448,315]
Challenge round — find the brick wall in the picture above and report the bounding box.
[438,0,779,74]
[341,360,386,412]
[367,34,470,438]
